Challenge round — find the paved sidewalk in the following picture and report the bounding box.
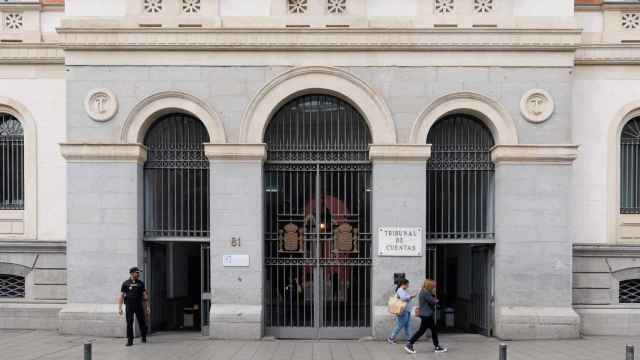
[1,330,639,360]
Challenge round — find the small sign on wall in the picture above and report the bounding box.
[378,227,423,257]
[223,255,250,267]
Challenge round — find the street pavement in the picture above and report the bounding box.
[1,330,639,360]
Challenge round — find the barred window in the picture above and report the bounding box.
[0,274,25,298]
[426,114,495,240]
[0,113,24,210]
[620,279,640,303]
[621,118,640,213]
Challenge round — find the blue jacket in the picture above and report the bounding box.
[418,289,439,317]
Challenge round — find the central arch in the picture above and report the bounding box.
[262,94,373,339]
[240,66,396,145]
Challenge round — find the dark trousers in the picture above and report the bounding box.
[125,302,147,341]
[408,315,439,347]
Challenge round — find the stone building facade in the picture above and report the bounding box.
[0,0,638,340]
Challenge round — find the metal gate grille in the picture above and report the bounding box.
[0,274,25,298]
[426,115,495,241]
[621,118,640,213]
[144,114,210,239]
[264,95,372,338]
[0,114,24,210]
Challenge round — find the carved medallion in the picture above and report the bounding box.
[520,89,554,123]
[85,89,118,122]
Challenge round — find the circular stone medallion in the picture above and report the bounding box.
[520,89,554,124]
[85,89,118,122]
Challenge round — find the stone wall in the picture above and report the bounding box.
[573,245,640,335]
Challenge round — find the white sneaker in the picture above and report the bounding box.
[434,346,448,353]
[404,345,416,354]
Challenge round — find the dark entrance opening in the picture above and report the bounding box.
[144,242,210,333]
[425,244,494,336]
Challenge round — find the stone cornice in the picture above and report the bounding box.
[576,44,640,65]
[60,143,148,163]
[574,243,640,258]
[0,43,64,64]
[204,144,267,161]
[491,145,579,165]
[56,27,582,52]
[369,145,431,162]
[0,240,66,253]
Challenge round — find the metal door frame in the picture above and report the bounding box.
[263,94,373,339]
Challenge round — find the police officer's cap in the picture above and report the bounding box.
[129,266,142,274]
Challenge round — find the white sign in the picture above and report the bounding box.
[223,255,250,267]
[378,227,423,257]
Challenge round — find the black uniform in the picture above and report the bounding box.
[121,278,147,341]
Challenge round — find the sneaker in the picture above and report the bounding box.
[434,346,448,353]
[404,344,416,354]
[125,340,133,347]
[386,337,397,344]
[141,336,147,343]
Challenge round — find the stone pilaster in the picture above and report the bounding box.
[204,144,266,339]
[369,145,431,340]
[58,143,146,336]
[491,145,580,340]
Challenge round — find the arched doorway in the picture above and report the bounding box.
[263,94,372,339]
[424,114,496,336]
[142,113,211,335]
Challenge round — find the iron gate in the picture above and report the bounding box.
[263,95,372,339]
[470,246,493,336]
[143,113,210,239]
[426,114,495,241]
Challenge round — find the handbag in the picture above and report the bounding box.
[388,295,407,315]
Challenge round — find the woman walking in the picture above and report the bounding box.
[387,278,415,344]
[404,279,447,354]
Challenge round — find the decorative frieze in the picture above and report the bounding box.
[288,0,309,14]
[143,0,164,14]
[435,0,455,15]
[622,13,640,30]
[327,0,347,15]
[181,0,201,14]
[474,0,494,14]
[3,13,23,31]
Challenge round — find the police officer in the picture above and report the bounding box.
[117,267,149,347]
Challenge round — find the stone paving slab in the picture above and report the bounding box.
[1,330,640,360]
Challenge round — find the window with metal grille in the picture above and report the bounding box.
[426,114,495,240]
[143,113,210,239]
[620,279,640,303]
[621,118,640,213]
[0,113,24,210]
[0,274,25,298]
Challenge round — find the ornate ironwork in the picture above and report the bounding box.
[0,113,24,210]
[620,279,640,303]
[0,274,25,298]
[143,113,210,238]
[264,94,372,337]
[621,118,640,214]
[426,114,495,240]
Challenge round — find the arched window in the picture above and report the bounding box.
[426,114,495,240]
[263,94,372,337]
[143,113,210,238]
[620,279,640,303]
[621,118,640,213]
[0,274,25,298]
[0,113,24,210]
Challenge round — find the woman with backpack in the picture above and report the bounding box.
[404,279,447,354]
[387,278,415,344]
